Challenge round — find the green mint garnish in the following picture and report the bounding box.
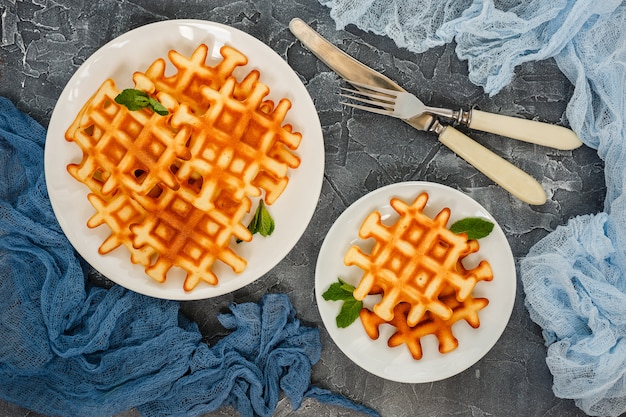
[322,278,362,328]
[114,89,169,115]
[337,298,363,328]
[148,97,169,115]
[238,200,275,243]
[248,200,275,237]
[450,217,494,240]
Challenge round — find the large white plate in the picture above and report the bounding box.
[45,20,324,300]
[315,182,516,383]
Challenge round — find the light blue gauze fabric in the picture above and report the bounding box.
[319,0,626,416]
[0,97,378,416]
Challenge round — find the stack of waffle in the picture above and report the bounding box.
[66,44,301,291]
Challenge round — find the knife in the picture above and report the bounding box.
[289,18,547,205]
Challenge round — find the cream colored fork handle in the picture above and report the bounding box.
[469,109,582,150]
[438,125,547,205]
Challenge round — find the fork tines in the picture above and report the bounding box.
[339,80,399,116]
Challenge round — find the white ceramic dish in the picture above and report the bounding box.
[45,19,324,300]
[315,182,516,383]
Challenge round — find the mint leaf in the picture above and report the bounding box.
[239,200,275,243]
[340,282,356,293]
[322,280,356,301]
[450,217,494,240]
[337,298,363,328]
[148,97,169,115]
[114,89,168,115]
[247,204,262,235]
[324,278,362,328]
[257,200,275,236]
[115,89,149,110]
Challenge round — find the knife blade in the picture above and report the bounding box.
[289,18,547,205]
[288,18,435,133]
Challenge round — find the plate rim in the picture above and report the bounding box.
[44,19,325,300]
[314,181,516,383]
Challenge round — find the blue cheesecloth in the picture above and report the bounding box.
[0,101,379,415]
[319,0,626,415]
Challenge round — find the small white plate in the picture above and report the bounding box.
[315,182,516,383]
[45,20,324,300]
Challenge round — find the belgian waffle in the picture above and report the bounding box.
[86,192,153,266]
[131,187,252,291]
[67,79,191,197]
[65,43,302,290]
[167,75,302,210]
[133,44,249,115]
[344,192,493,325]
[360,289,489,360]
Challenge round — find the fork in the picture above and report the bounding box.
[340,80,582,150]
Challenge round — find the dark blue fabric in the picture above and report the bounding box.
[0,96,378,417]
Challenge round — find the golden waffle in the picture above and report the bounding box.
[131,187,252,291]
[167,75,302,210]
[133,44,249,115]
[66,79,191,197]
[344,192,493,326]
[135,45,302,209]
[65,43,302,290]
[359,289,489,360]
[86,192,154,266]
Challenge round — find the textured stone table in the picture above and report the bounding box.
[0,1,606,416]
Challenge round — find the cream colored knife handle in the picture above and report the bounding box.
[469,109,582,150]
[438,125,547,205]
